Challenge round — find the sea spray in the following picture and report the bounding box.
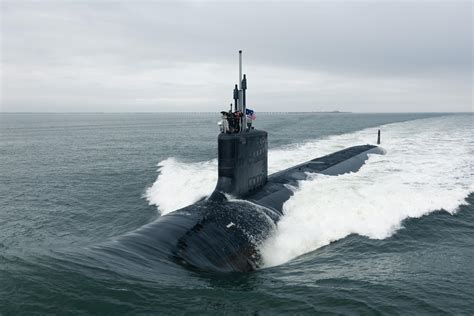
[261,115,473,266]
[145,115,473,266]
[145,158,217,214]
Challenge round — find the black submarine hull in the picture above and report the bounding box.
[115,143,384,272]
[100,51,385,272]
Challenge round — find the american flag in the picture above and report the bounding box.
[246,108,256,120]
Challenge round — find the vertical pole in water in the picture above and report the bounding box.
[377,129,381,145]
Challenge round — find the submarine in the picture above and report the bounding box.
[116,51,385,272]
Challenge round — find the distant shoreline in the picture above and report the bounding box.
[1,111,350,114]
[1,111,469,115]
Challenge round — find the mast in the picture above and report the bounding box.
[233,84,239,112]
[224,50,249,133]
[238,50,247,132]
[239,50,242,90]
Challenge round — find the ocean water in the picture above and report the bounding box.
[0,112,473,314]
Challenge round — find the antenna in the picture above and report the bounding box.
[242,74,247,108]
[242,74,247,130]
[238,50,247,132]
[239,50,242,90]
[233,84,239,112]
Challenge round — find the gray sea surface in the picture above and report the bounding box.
[1,112,473,314]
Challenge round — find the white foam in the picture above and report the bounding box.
[145,158,217,214]
[145,115,473,267]
[261,115,473,267]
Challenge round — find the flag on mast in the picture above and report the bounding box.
[246,108,256,120]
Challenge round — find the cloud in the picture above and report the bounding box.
[1,1,472,112]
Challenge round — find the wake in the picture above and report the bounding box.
[145,115,473,267]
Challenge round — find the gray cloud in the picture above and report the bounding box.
[1,1,472,112]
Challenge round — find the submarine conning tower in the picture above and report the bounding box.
[211,51,268,199]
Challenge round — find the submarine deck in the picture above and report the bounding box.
[246,144,381,214]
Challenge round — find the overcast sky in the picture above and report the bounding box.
[1,1,472,112]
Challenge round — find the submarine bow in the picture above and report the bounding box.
[112,51,385,272]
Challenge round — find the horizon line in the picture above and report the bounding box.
[1,111,471,115]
